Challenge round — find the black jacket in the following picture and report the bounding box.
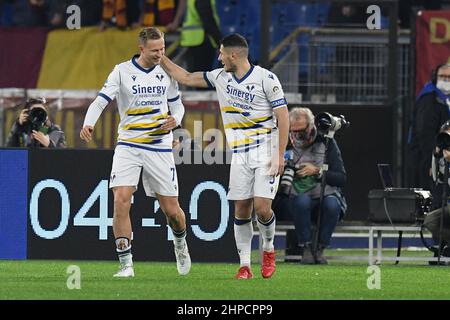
[6,120,66,148]
[195,0,222,46]
[315,136,347,188]
[409,92,450,189]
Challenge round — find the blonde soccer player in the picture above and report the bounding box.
[80,27,191,278]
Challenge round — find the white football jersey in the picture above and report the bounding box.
[204,65,287,152]
[99,55,181,151]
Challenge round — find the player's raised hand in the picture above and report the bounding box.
[80,125,94,142]
[161,116,177,131]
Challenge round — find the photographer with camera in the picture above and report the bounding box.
[5,98,66,148]
[407,64,450,190]
[273,107,347,264]
[422,121,450,259]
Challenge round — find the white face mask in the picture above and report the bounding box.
[436,80,450,95]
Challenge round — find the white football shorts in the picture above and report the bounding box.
[109,144,178,197]
[227,140,280,200]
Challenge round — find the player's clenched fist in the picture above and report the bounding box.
[80,125,93,142]
[160,116,177,131]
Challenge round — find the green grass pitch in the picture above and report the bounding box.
[1,252,450,300]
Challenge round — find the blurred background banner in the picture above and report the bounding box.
[416,10,450,95]
[0,26,179,90]
[0,27,48,88]
[37,26,140,89]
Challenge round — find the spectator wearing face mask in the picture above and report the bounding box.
[407,64,450,198]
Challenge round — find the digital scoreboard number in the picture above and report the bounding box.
[23,149,237,262]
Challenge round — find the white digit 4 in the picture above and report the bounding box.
[73,180,112,240]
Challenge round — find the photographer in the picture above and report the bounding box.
[423,121,450,258]
[5,98,66,148]
[407,64,450,190]
[273,107,347,264]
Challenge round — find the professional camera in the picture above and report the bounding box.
[25,107,47,132]
[279,160,296,196]
[315,112,350,137]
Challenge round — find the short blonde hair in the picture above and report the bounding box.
[139,27,164,45]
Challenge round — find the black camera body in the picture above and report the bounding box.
[315,112,350,137]
[279,160,296,196]
[436,131,450,157]
[25,107,47,133]
[279,160,305,197]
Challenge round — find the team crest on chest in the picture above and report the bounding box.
[156,74,164,81]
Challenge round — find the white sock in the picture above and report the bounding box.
[257,212,276,252]
[172,228,187,249]
[116,237,133,267]
[234,218,253,267]
[118,252,133,267]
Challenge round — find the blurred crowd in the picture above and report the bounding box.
[0,0,186,31]
[0,0,447,30]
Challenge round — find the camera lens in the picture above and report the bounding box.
[315,112,350,135]
[315,112,333,134]
[279,167,295,196]
[28,108,47,124]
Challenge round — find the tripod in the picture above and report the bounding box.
[437,161,449,264]
[312,131,333,257]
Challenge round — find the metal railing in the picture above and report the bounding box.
[271,27,410,105]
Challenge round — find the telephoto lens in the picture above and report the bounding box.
[27,108,47,131]
[279,166,295,196]
[28,108,47,125]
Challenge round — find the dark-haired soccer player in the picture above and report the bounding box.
[161,33,289,279]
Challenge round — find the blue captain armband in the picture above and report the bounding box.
[270,98,287,108]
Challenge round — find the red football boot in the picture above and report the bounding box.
[235,266,253,279]
[261,251,276,278]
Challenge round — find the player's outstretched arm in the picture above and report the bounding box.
[161,55,208,88]
[80,66,118,144]
[80,96,108,143]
